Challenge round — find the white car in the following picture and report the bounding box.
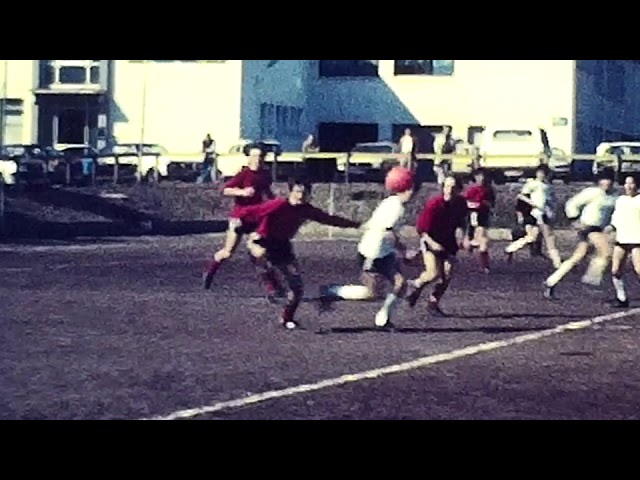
[337,142,399,175]
[593,142,640,178]
[98,144,171,181]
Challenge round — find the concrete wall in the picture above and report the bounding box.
[310,60,577,153]
[0,60,37,144]
[240,60,314,151]
[110,60,243,153]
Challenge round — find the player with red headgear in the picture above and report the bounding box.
[318,167,415,330]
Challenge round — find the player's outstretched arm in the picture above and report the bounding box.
[305,206,360,229]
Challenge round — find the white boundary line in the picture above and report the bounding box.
[143,308,640,421]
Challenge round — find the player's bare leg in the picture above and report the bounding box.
[544,240,590,299]
[581,232,612,286]
[425,259,454,316]
[405,250,443,308]
[374,270,408,329]
[538,223,563,269]
[247,234,286,303]
[277,260,305,330]
[203,223,243,289]
[475,226,490,273]
[505,224,540,261]
[611,245,630,308]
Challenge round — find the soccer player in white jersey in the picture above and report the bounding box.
[317,170,415,330]
[504,165,563,268]
[544,168,618,299]
[609,175,640,308]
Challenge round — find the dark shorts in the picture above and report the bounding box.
[468,210,490,229]
[578,226,604,242]
[420,238,458,262]
[523,213,550,227]
[357,252,399,282]
[254,237,295,265]
[615,243,640,252]
[230,218,258,236]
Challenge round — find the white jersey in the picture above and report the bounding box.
[521,179,555,217]
[612,194,640,245]
[565,187,618,228]
[400,135,414,154]
[358,195,405,259]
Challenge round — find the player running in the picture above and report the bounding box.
[203,144,279,296]
[543,168,618,299]
[504,165,562,268]
[236,177,360,330]
[463,168,496,273]
[316,167,415,330]
[608,175,640,308]
[405,175,470,316]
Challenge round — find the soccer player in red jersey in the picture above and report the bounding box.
[203,144,279,295]
[405,175,470,316]
[237,177,361,330]
[463,168,496,273]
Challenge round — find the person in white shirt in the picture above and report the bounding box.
[609,175,640,308]
[318,186,414,329]
[544,168,618,299]
[399,128,415,168]
[505,165,562,268]
[433,126,455,185]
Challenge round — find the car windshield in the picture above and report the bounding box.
[611,146,640,155]
[1,145,46,158]
[493,131,534,141]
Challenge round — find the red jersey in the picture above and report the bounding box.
[238,198,359,241]
[416,195,468,251]
[463,184,495,213]
[224,167,273,218]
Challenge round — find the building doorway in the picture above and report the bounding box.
[58,109,87,145]
[36,94,106,148]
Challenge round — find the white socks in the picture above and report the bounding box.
[375,293,398,327]
[329,285,374,301]
[613,277,627,302]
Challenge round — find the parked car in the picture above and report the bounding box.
[479,126,551,183]
[592,142,640,182]
[0,144,52,186]
[548,148,572,184]
[337,142,399,176]
[98,143,171,181]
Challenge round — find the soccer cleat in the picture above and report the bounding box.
[543,283,556,300]
[203,270,215,290]
[405,285,422,309]
[611,298,630,309]
[427,302,448,317]
[279,317,299,330]
[317,285,337,313]
[505,251,514,264]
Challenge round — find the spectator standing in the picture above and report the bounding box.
[399,128,417,169]
[433,126,456,185]
[197,133,217,184]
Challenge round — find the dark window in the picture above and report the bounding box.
[319,60,379,78]
[59,66,87,84]
[394,60,454,76]
[90,66,100,84]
